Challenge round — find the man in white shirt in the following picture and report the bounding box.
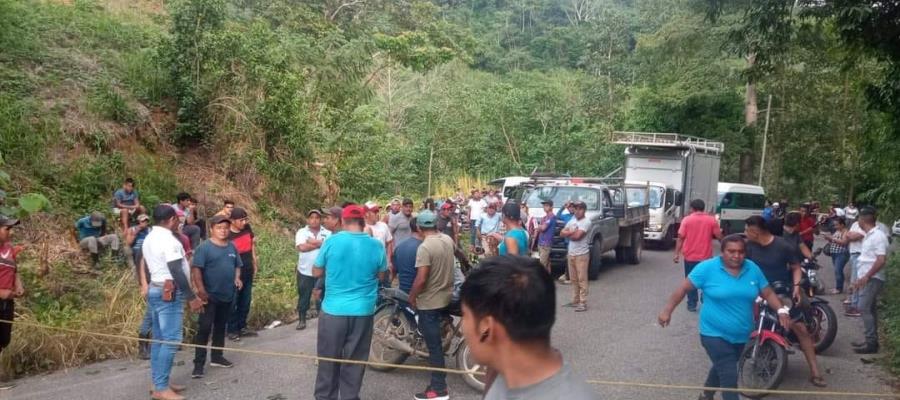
[841,207,890,315]
[139,205,204,400]
[295,209,331,330]
[365,202,394,283]
[852,212,890,354]
[468,191,488,251]
[560,201,592,312]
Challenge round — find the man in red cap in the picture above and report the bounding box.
[436,202,460,244]
[312,205,388,400]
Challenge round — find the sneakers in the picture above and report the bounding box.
[562,302,578,308]
[239,328,258,337]
[191,365,204,379]
[575,304,587,312]
[414,387,449,400]
[296,320,307,330]
[227,332,241,342]
[854,345,879,354]
[845,308,862,317]
[210,358,234,368]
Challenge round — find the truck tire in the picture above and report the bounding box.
[626,229,642,265]
[588,237,603,280]
[663,225,676,250]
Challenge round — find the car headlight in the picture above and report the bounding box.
[648,224,663,232]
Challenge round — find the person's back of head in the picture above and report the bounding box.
[461,256,555,346]
[784,212,801,228]
[690,199,705,212]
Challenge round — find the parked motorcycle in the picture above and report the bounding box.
[801,249,839,353]
[737,278,837,398]
[368,287,486,391]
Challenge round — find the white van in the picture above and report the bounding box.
[716,182,766,235]
[488,176,531,204]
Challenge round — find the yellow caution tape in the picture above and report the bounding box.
[3,319,898,397]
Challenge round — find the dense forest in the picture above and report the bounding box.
[1,0,900,375]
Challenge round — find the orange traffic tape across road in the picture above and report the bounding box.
[3,318,898,398]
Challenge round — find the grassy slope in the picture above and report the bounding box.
[0,0,297,376]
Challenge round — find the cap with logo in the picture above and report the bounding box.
[307,208,323,217]
[342,205,366,219]
[417,210,437,228]
[440,202,454,210]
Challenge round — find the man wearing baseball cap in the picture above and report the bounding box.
[409,210,456,400]
[560,201,591,312]
[312,205,387,400]
[322,206,344,234]
[294,209,331,330]
[75,211,121,268]
[436,202,460,243]
[0,215,23,390]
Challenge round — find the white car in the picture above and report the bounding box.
[893,219,900,236]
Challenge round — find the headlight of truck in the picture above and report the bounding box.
[648,224,663,232]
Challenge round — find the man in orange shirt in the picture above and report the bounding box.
[673,199,723,312]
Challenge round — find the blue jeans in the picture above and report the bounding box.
[469,219,478,248]
[228,270,254,334]
[148,287,185,392]
[418,308,448,392]
[139,305,153,336]
[699,335,744,400]
[849,253,860,307]
[831,252,849,292]
[684,261,700,309]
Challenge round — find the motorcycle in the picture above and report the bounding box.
[801,249,839,353]
[737,278,837,398]
[368,287,486,392]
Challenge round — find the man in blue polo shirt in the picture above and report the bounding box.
[312,204,387,400]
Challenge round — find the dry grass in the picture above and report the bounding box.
[434,174,491,198]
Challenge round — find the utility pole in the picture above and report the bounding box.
[758,94,773,187]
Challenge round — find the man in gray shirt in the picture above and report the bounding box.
[459,256,598,400]
[389,198,414,245]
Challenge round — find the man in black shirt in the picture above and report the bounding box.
[782,212,813,259]
[744,216,826,387]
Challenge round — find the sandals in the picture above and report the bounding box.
[809,376,827,387]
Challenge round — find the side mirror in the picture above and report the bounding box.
[673,191,683,208]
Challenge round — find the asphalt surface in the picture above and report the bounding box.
[4,243,898,400]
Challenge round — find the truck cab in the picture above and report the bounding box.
[525,180,649,280]
[625,181,680,244]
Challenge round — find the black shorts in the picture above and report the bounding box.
[0,299,14,351]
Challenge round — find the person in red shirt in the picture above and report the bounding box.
[0,215,24,389]
[798,204,817,250]
[673,199,723,312]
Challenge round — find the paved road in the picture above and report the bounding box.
[4,245,897,400]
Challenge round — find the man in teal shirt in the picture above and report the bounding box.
[312,204,387,400]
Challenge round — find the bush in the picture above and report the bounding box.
[87,81,137,125]
[879,257,900,372]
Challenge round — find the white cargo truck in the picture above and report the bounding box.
[612,131,724,248]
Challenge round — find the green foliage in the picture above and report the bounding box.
[16,193,51,215]
[879,257,900,372]
[87,81,137,124]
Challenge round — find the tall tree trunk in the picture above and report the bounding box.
[740,54,758,184]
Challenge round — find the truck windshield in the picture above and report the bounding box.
[526,187,600,210]
[615,187,662,208]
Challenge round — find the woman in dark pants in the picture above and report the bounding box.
[658,235,792,400]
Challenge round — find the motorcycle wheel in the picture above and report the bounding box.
[737,337,788,399]
[369,308,411,371]
[809,302,838,353]
[456,340,486,392]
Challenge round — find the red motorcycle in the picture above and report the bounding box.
[737,279,836,398]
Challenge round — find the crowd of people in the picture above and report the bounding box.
[666,198,891,400]
[0,175,893,400]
